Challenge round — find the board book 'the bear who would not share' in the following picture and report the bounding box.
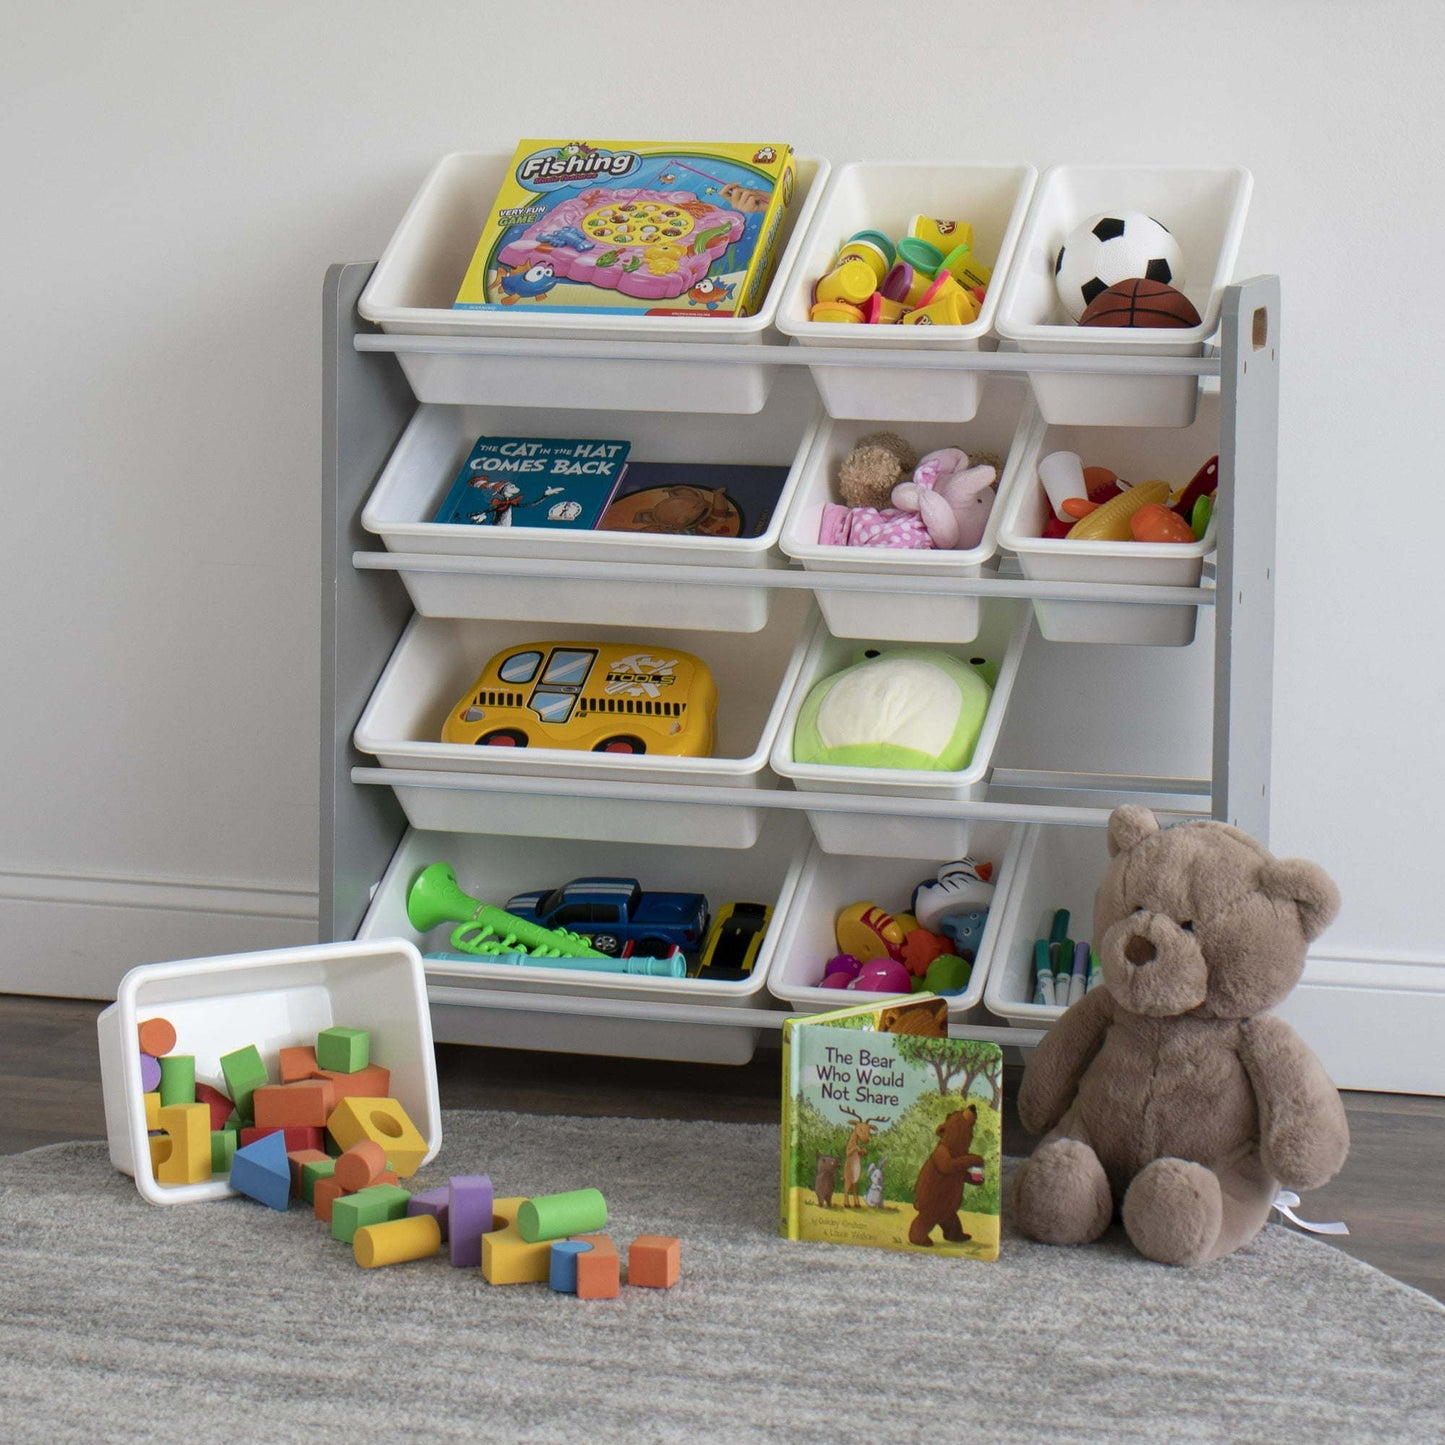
[780,994,1003,1260]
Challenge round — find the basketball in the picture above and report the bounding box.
[1079,277,1202,329]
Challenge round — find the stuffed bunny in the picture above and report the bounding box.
[818,448,997,551]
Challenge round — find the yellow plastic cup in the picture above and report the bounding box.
[814,257,877,306]
[911,216,975,255]
[834,239,890,284]
[810,299,866,324]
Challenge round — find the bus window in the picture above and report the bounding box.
[541,648,596,686]
[498,650,543,685]
[530,689,578,725]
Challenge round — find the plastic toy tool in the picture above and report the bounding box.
[427,951,685,978]
[408,863,609,960]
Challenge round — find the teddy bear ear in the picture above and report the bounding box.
[1259,857,1341,942]
[1106,805,1160,857]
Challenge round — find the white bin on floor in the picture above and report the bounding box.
[97,941,441,1205]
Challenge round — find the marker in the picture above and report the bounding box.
[1034,939,1056,1007]
[1054,938,1073,1001]
[1049,909,1071,945]
[1087,947,1103,992]
[1068,940,1090,1005]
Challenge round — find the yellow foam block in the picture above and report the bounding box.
[354,1214,442,1269]
[144,1092,162,1131]
[325,1096,428,1177]
[155,1102,212,1185]
[481,1197,553,1285]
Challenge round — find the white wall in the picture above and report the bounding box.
[3,1,1442,1088]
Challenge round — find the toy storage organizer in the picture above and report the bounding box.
[326,255,1279,1063]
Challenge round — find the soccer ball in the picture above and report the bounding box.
[1053,212,1186,322]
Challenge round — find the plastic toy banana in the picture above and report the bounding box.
[1065,480,1172,542]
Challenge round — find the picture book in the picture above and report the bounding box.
[453,140,797,318]
[431,435,630,529]
[596,461,791,539]
[780,994,1003,1260]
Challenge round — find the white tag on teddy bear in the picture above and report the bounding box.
[1272,1190,1350,1236]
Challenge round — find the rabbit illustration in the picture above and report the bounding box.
[866,1158,887,1208]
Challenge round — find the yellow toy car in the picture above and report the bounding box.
[441,641,717,756]
[693,901,772,980]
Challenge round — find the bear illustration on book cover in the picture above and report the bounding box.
[780,994,1003,1259]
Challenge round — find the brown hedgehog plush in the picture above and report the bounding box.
[1012,806,1349,1267]
[837,431,917,509]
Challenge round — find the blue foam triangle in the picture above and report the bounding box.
[229,1129,291,1211]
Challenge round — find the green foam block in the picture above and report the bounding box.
[518,1188,607,1243]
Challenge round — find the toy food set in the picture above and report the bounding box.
[817,430,998,551]
[780,992,1003,1260]
[596,460,791,539]
[441,640,718,757]
[431,435,631,530]
[791,647,995,772]
[453,140,798,318]
[819,856,994,997]
[1014,805,1349,1267]
[806,212,997,329]
[1035,450,1217,542]
[405,862,697,978]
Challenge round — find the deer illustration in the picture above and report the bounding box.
[841,1109,888,1208]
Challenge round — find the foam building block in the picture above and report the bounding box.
[331,1183,412,1244]
[219,1045,269,1125]
[549,1240,591,1294]
[628,1234,681,1289]
[229,1130,291,1211]
[278,1045,319,1083]
[316,1026,370,1074]
[334,1139,388,1193]
[157,1054,196,1108]
[481,1198,552,1285]
[143,1092,162,1131]
[448,1175,495,1268]
[211,1128,238,1176]
[140,1053,162,1092]
[518,1188,606,1244]
[288,1148,330,1198]
[194,1082,234,1132]
[148,1136,170,1172]
[155,1102,211,1185]
[315,1064,391,1104]
[325,1097,427,1177]
[572,1233,620,1300]
[353,1214,442,1269]
[137,1017,176,1057]
[407,1186,450,1240]
[301,1156,337,1204]
[313,1176,346,1223]
[254,1080,335,1130]
[240,1125,325,1153]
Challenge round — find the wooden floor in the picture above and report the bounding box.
[7,992,1442,1302]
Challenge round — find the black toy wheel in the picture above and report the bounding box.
[477,728,528,747]
[593,734,646,754]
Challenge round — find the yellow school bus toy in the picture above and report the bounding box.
[441,641,718,757]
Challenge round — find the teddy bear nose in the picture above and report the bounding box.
[1125,934,1157,967]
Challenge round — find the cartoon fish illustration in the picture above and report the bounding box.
[495,259,558,304]
[658,172,677,185]
[687,277,735,310]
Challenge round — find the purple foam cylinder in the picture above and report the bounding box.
[448,1174,495,1268]
[407,1186,450,1241]
[140,1053,162,1092]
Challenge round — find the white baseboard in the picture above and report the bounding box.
[0,868,318,1000]
[1277,946,1445,1095]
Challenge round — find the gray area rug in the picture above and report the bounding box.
[2,1110,1442,1444]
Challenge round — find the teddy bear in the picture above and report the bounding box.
[908,1103,985,1246]
[1011,806,1349,1267]
[820,445,998,551]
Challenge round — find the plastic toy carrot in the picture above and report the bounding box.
[1065,480,1171,542]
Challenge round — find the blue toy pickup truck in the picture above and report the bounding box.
[503,877,710,959]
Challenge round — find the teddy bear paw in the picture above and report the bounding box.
[1012,1138,1112,1246]
[1122,1158,1223,1267]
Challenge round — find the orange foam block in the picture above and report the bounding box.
[137,1017,176,1057]
[334,1139,388,1193]
[278,1045,319,1083]
[313,1176,347,1224]
[326,1097,427,1177]
[316,1064,391,1104]
[287,1148,331,1199]
[253,1080,335,1130]
[628,1234,681,1289]
[572,1233,620,1300]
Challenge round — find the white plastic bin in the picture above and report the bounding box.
[360,376,822,632]
[983,824,1112,1030]
[768,601,1030,858]
[357,151,830,414]
[353,593,815,849]
[778,379,1029,643]
[764,823,1015,1020]
[994,164,1252,426]
[774,161,1037,421]
[97,941,441,1205]
[996,391,1219,645]
[355,815,812,1065]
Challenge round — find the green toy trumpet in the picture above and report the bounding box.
[406,862,609,960]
